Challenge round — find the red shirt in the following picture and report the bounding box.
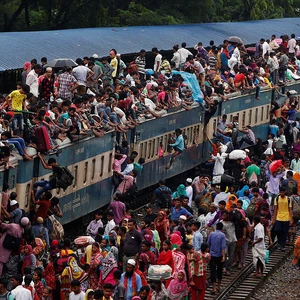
[234,73,245,84]
[35,200,51,220]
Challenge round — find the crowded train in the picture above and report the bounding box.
[0,30,300,300]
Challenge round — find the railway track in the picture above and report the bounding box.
[205,227,299,300]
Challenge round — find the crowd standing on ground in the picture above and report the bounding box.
[0,33,300,299]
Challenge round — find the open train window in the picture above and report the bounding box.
[248,109,252,125]
[147,140,152,159]
[266,105,270,121]
[140,143,144,160]
[108,153,112,173]
[229,115,233,122]
[151,139,155,158]
[242,111,246,127]
[83,162,88,184]
[213,119,217,134]
[261,107,264,122]
[100,156,104,177]
[25,183,30,208]
[9,175,15,189]
[73,166,78,188]
[236,113,239,124]
[255,108,258,124]
[91,159,96,181]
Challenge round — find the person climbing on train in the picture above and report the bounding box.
[167,128,184,169]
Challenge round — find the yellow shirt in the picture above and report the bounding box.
[9,90,26,113]
[110,57,118,78]
[274,196,292,221]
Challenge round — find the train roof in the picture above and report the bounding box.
[0,18,300,71]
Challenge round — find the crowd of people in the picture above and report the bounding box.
[0,33,300,300]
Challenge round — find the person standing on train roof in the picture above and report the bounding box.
[166,128,184,169]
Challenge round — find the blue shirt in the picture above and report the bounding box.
[121,272,142,300]
[208,230,226,257]
[171,206,193,221]
[193,230,203,251]
[169,134,184,151]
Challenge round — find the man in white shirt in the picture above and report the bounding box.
[185,178,193,206]
[171,45,180,69]
[73,58,94,94]
[11,274,32,300]
[69,280,85,300]
[152,47,162,73]
[104,212,116,236]
[261,39,270,57]
[214,186,230,206]
[26,64,42,99]
[178,42,193,70]
[121,156,134,175]
[252,215,266,277]
[287,34,297,58]
[269,35,280,51]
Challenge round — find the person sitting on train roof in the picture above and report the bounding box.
[0,131,33,161]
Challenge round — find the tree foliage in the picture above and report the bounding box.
[0,0,299,32]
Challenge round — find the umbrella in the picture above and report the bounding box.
[228,36,243,44]
[47,58,77,68]
[269,160,282,173]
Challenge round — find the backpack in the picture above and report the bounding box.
[55,254,70,274]
[291,195,300,218]
[55,167,74,190]
[158,187,172,208]
[246,202,257,218]
[49,215,64,241]
[3,233,21,251]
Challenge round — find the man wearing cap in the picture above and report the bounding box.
[32,217,50,246]
[121,259,142,300]
[0,217,29,276]
[135,50,146,80]
[144,205,157,224]
[1,199,22,224]
[185,178,193,206]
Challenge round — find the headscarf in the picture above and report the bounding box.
[172,184,187,199]
[101,251,118,280]
[226,194,238,210]
[236,185,250,198]
[61,256,88,293]
[167,270,188,299]
[22,245,35,273]
[170,231,182,247]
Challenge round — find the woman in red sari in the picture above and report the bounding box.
[157,240,174,287]
[87,242,103,289]
[154,211,169,251]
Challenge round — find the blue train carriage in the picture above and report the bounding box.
[0,156,19,210]
[205,88,274,153]
[131,105,204,190]
[31,133,116,224]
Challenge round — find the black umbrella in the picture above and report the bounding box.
[47,58,77,68]
[227,36,243,44]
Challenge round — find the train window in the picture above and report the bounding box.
[242,111,246,127]
[100,156,104,177]
[148,140,152,159]
[25,183,30,208]
[255,108,258,123]
[73,166,78,188]
[140,143,144,159]
[248,110,252,125]
[108,153,112,173]
[83,161,88,184]
[213,119,217,133]
[151,139,155,158]
[261,107,264,121]
[91,159,96,181]
[236,113,239,124]
[230,115,233,122]
[266,105,270,121]
[9,175,15,189]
